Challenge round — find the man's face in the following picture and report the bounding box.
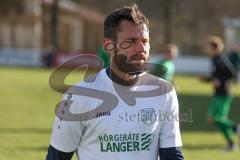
[205,44,216,57]
[108,20,150,74]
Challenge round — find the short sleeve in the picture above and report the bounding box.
[50,93,84,152]
[159,88,182,148]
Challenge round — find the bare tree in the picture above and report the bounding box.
[162,0,174,44]
[51,0,59,55]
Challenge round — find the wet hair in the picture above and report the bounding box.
[104,3,149,41]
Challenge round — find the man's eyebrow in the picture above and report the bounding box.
[124,37,140,42]
[125,37,138,40]
[125,37,149,41]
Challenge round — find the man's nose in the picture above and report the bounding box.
[134,41,145,52]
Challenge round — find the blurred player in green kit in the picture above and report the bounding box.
[98,46,110,68]
[152,44,178,82]
[200,36,240,151]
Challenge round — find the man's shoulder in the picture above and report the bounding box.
[142,72,172,84]
[77,69,107,87]
[61,69,109,112]
[64,69,108,97]
[140,72,173,94]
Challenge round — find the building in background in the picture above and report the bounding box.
[0,0,104,66]
[223,17,240,50]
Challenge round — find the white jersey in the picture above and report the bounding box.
[50,69,182,160]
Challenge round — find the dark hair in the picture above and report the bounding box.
[104,3,149,41]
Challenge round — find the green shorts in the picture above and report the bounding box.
[208,95,233,121]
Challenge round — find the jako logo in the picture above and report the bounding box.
[96,111,111,117]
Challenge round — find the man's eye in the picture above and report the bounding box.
[142,39,149,44]
[131,39,138,44]
[120,40,132,49]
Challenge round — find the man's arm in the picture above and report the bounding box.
[159,147,184,160]
[159,88,184,159]
[199,75,212,82]
[46,145,74,160]
[46,90,85,160]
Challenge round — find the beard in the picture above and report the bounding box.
[113,53,149,75]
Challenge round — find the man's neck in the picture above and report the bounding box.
[106,67,138,86]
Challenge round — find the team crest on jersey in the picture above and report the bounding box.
[140,108,156,125]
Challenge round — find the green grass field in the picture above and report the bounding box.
[0,66,240,160]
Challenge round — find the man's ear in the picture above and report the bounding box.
[103,38,116,55]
